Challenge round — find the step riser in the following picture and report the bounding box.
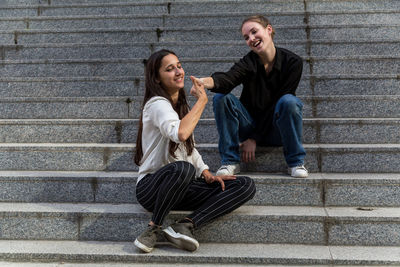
[0,97,397,119]
[4,26,397,45]
[307,0,400,11]
[0,77,397,97]
[4,29,304,45]
[0,122,136,143]
[3,42,399,61]
[0,99,135,119]
[3,14,399,32]
[0,44,305,60]
[0,146,136,171]
[312,77,400,96]
[2,174,400,207]
[0,6,167,17]
[311,27,400,40]
[195,97,400,119]
[0,120,398,144]
[0,146,398,173]
[0,79,139,97]
[0,207,398,246]
[310,13,400,25]
[1,58,398,77]
[0,15,305,31]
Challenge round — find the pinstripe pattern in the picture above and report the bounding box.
[136,161,256,227]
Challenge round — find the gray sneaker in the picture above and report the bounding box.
[163,222,199,252]
[134,224,162,253]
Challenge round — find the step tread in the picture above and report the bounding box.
[1,202,400,219]
[0,170,399,181]
[0,240,398,265]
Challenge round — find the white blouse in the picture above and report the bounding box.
[137,96,209,183]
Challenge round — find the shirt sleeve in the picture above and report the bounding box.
[210,54,253,94]
[145,97,182,144]
[189,147,209,177]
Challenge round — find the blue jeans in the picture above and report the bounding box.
[213,93,306,167]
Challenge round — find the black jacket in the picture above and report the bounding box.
[210,47,303,143]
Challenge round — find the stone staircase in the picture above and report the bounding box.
[0,0,399,265]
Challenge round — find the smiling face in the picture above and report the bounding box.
[241,21,274,54]
[158,54,185,95]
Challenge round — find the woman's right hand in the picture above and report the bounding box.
[190,76,208,102]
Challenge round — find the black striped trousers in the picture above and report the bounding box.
[136,161,256,227]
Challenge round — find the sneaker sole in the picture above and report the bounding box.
[134,238,153,253]
[163,226,199,252]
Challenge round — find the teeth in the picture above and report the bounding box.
[253,41,261,47]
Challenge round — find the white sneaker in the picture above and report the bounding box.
[288,165,308,178]
[216,164,240,176]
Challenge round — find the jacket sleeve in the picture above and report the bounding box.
[210,55,253,94]
[145,97,182,144]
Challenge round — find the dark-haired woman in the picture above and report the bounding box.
[196,15,308,178]
[133,49,256,253]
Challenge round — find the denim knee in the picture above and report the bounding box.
[213,93,235,109]
[277,94,303,116]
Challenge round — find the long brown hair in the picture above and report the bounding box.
[134,49,194,166]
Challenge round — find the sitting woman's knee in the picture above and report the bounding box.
[237,176,256,200]
[278,94,303,114]
[173,161,196,184]
[213,93,235,107]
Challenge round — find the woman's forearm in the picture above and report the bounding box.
[178,76,208,141]
[178,98,207,141]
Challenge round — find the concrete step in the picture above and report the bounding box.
[0,171,399,208]
[193,94,400,119]
[310,39,400,57]
[0,74,397,98]
[0,76,140,97]
[0,118,398,144]
[1,240,399,266]
[0,55,398,79]
[1,54,398,79]
[0,13,305,31]
[0,97,134,119]
[0,95,397,119]
[0,3,168,17]
[0,41,304,60]
[310,55,400,75]
[2,39,399,61]
[2,11,399,32]
[0,119,136,143]
[309,24,400,40]
[4,24,397,45]
[198,144,400,173]
[0,1,304,17]
[307,0,400,12]
[0,143,398,173]
[310,74,399,96]
[0,143,136,171]
[2,26,305,45]
[0,202,399,246]
[302,95,400,118]
[309,10,400,25]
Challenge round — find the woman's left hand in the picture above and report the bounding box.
[202,169,236,191]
